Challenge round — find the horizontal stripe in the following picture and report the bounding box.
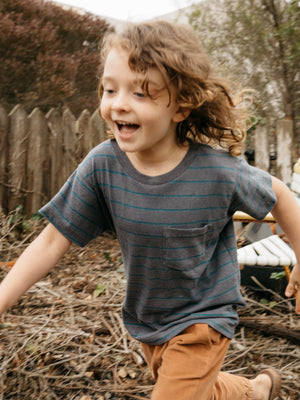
[80,153,117,168]
[207,283,240,301]
[115,213,225,227]
[195,152,232,159]
[75,175,96,196]
[172,179,234,184]
[188,165,236,172]
[65,181,98,211]
[39,210,84,247]
[109,198,228,212]
[40,139,274,345]
[59,191,99,228]
[126,271,239,303]
[129,316,235,343]
[100,183,232,198]
[49,200,94,240]
[84,168,127,179]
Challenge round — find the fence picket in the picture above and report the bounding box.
[89,109,104,149]
[8,105,29,211]
[27,108,48,216]
[47,108,64,198]
[76,109,91,161]
[62,108,77,180]
[0,102,293,217]
[0,104,107,216]
[0,105,8,210]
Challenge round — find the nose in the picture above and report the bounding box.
[112,90,130,113]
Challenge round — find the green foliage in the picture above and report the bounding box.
[188,0,300,139]
[103,251,113,264]
[0,322,13,330]
[260,298,277,308]
[0,0,114,115]
[25,343,39,354]
[270,270,287,280]
[246,114,266,135]
[93,282,106,298]
[9,205,43,233]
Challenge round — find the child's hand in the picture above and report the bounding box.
[285,263,300,314]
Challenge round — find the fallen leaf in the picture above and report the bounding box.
[118,367,127,378]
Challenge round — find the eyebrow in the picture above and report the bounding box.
[101,76,116,83]
[102,75,163,89]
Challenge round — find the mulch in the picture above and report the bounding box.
[0,211,299,399]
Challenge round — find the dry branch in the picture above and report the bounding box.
[0,229,299,399]
[239,317,300,345]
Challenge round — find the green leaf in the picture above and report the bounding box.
[268,301,277,308]
[21,221,32,232]
[270,271,286,280]
[103,252,112,264]
[0,322,13,330]
[93,283,106,298]
[260,298,269,305]
[26,343,39,354]
[31,212,44,221]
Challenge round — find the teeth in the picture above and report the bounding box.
[117,121,134,126]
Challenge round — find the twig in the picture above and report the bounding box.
[244,297,287,317]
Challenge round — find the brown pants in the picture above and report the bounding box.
[141,324,253,400]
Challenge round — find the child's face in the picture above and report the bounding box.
[100,48,186,158]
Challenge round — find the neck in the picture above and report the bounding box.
[126,142,189,176]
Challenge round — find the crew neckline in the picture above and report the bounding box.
[111,140,198,185]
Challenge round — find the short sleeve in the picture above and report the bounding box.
[40,157,114,247]
[229,158,277,220]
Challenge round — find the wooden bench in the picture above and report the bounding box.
[234,212,295,294]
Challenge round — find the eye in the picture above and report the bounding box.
[134,91,145,98]
[102,85,115,95]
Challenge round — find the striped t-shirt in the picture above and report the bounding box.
[40,139,277,345]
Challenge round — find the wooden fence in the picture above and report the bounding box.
[0,104,107,217]
[0,103,295,217]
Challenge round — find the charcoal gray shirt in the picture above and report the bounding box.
[40,139,277,345]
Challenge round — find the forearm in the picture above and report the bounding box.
[271,176,300,313]
[0,223,72,315]
[271,176,300,260]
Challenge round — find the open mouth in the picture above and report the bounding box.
[116,121,139,137]
[117,121,139,130]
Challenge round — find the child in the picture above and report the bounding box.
[0,21,299,400]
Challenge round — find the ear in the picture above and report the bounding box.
[172,107,191,123]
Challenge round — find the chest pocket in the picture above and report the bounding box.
[162,225,218,275]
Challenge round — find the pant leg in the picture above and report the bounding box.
[141,324,253,400]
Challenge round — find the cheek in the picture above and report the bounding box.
[99,100,109,121]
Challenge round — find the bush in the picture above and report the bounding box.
[0,0,114,116]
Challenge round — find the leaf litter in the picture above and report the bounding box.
[0,211,299,399]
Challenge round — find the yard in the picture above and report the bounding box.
[0,213,299,399]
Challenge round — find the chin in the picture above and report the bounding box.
[115,137,136,152]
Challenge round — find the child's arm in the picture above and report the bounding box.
[271,176,300,314]
[0,223,72,316]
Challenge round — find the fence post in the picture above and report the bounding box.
[46,108,64,198]
[77,109,91,160]
[276,119,293,183]
[8,104,29,211]
[62,108,77,180]
[0,105,9,211]
[89,109,107,148]
[27,108,48,215]
[1,105,109,215]
[254,125,269,172]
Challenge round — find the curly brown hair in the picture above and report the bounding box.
[98,20,250,157]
